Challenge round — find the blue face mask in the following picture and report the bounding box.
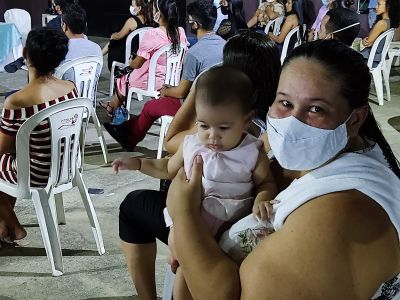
[321,0,330,6]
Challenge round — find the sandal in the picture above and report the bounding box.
[99,101,114,117]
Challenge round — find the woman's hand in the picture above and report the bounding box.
[166,155,203,220]
[110,32,118,40]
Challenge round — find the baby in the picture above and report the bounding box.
[113,66,277,298]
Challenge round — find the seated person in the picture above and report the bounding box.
[102,0,153,71]
[0,28,77,243]
[116,31,280,299]
[216,0,248,40]
[103,0,225,151]
[308,0,337,41]
[247,0,285,32]
[166,39,400,299]
[360,0,399,63]
[99,0,188,119]
[113,66,277,299]
[46,0,73,31]
[60,4,102,84]
[318,7,360,46]
[268,0,300,53]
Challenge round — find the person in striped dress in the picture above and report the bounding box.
[0,28,78,243]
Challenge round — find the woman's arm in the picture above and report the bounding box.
[169,159,400,300]
[362,20,388,47]
[268,15,296,44]
[111,17,138,40]
[167,157,241,299]
[164,86,198,154]
[129,55,146,69]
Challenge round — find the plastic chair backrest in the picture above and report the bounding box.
[367,29,394,70]
[14,98,92,197]
[124,27,152,65]
[264,16,284,35]
[280,26,300,64]
[55,56,103,106]
[147,43,187,92]
[4,9,31,34]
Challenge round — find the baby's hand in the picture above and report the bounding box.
[253,199,279,221]
[112,157,141,174]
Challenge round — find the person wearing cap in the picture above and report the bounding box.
[247,0,285,32]
[318,7,360,46]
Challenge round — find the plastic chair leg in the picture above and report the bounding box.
[55,193,66,225]
[74,170,105,255]
[92,111,109,163]
[31,189,64,276]
[382,63,391,102]
[162,264,175,300]
[371,69,384,106]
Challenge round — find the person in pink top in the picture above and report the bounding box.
[100,0,188,117]
[112,66,277,299]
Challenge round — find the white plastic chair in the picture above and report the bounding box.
[55,56,109,163]
[367,29,394,105]
[0,98,105,276]
[157,115,174,159]
[386,41,400,80]
[109,27,152,96]
[4,8,31,46]
[264,16,284,35]
[280,26,300,65]
[126,43,187,111]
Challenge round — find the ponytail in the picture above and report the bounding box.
[158,0,180,54]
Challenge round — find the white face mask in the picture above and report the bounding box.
[130,5,138,16]
[266,114,351,170]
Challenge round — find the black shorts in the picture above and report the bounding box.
[119,189,170,244]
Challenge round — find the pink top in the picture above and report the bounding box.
[311,5,329,33]
[164,133,262,236]
[117,27,188,96]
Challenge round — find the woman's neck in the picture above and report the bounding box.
[27,67,52,83]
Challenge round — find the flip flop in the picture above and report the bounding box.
[99,101,114,117]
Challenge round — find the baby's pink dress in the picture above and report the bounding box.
[117,27,188,96]
[165,133,262,236]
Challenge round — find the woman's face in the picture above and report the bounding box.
[131,1,140,14]
[269,58,352,130]
[285,0,293,12]
[375,0,387,16]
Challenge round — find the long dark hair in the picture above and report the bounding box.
[230,0,247,30]
[223,30,281,121]
[156,0,180,54]
[135,0,153,25]
[387,0,400,28]
[284,39,400,178]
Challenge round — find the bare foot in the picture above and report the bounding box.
[0,219,26,242]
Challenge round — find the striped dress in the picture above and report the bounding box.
[0,89,78,187]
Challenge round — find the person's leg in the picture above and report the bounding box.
[173,268,193,300]
[0,192,26,242]
[102,41,110,56]
[126,96,182,148]
[121,241,158,300]
[119,190,169,298]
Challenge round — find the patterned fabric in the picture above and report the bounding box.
[0,89,78,187]
[372,276,400,299]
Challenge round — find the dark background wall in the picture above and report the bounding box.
[80,0,187,37]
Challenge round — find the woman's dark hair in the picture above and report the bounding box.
[230,0,247,29]
[387,0,400,28]
[135,0,153,25]
[24,27,69,77]
[283,0,298,17]
[156,0,180,54]
[283,39,400,178]
[223,30,281,121]
[195,66,254,115]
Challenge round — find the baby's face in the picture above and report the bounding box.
[196,101,250,152]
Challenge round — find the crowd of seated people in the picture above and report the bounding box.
[1,0,400,299]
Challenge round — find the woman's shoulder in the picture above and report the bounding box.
[374,19,390,32]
